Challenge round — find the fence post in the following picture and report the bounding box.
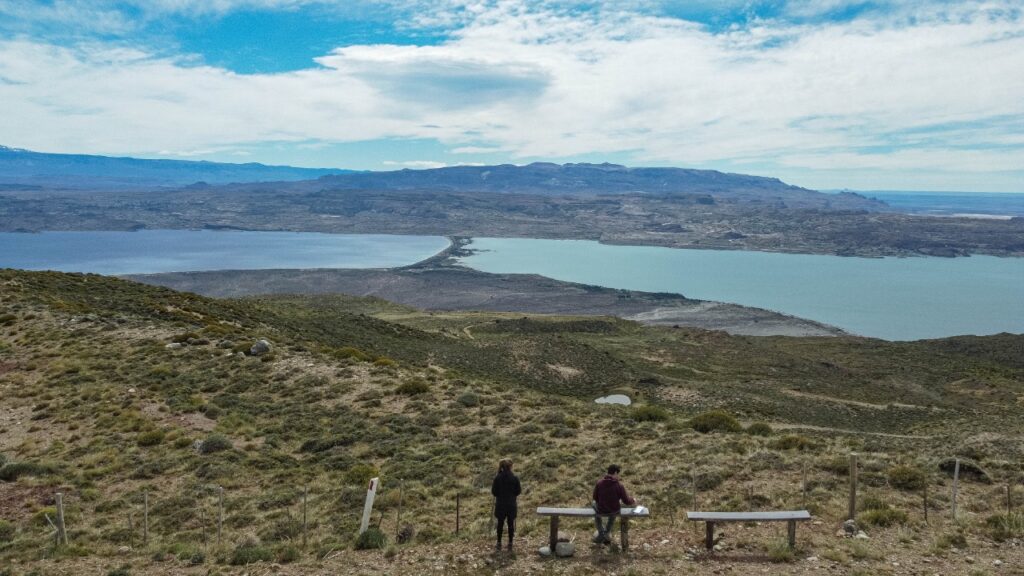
[801,462,808,509]
[55,492,68,545]
[1007,485,1012,514]
[847,454,858,521]
[923,481,929,524]
[951,459,960,521]
[217,486,224,546]
[143,491,149,547]
[455,492,461,535]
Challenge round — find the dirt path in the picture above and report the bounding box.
[782,389,937,411]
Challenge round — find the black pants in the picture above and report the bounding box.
[496,511,516,544]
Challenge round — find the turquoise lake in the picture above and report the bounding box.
[459,238,1024,341]
[0,230,450,275]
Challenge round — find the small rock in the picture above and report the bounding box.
[843,519,858,535]
[994,559,1003,566]
[642,543,652,551]
[806,556,818,562]
[117,545,131,555]
[218,340,235,349]
[855,531,869,539]
[127,388,136,394]
[660,539,670,545]
[966,556,976,563]
[538,546,552,557]
[165,342,183,349]
[250,339,272,356]
[554,542,575,557]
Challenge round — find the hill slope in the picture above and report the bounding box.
[0,270,1022,574]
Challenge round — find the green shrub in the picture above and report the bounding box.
[745,422,773,436]
[333,346,371,362]
[935,530,968,550]
[373,357,397,367]
[199,434,233,454]
[230,543,274,565]
[690,410,742,434]
[355,526,387,550]
[277,544,300,563]
[0,453,6,467]
[136,430,165,447]
[632,405,669,422]
[0,461,55,482]
[0,519,14,543]
[766,538,795,563]
[456,392,479,407]
[859,507,908,527]
[771,434,813,451]
[106,566,131,576]
[985,512,1024,542]
[887,465,926,491]
[173,436,193,449]
[346,463,378,486]
[397,379,430,396]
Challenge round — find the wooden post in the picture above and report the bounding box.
[787,520,797,548]
[620,516,629,552]
[217,487,224,546]
[847,454,858,520]
[923,481,929,524]
[705,521,714,550]
[396,480,404,541]
[455,492,461,535]
[200,505,207,546]
[302,485,308,550]
[548,515,560,553]
[143,491,149,547]
[801,463,808,509]
[55,492,68,545]
[951,459,960,520]
[1007,485,1012,513]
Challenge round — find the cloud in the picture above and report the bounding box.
[382,160,449,168]
[0,1,1022,189]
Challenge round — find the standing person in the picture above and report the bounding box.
[592,464,636,544]
[491,458,522,551]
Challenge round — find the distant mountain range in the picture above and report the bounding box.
[0,146,350,189]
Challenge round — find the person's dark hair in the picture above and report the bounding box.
[498,458,513,473]
[607,464,621,475]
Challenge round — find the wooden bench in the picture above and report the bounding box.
[536,506,650,552]
[686,510,811,550]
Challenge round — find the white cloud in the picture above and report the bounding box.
[0,1,1022,189]
[382,160,450,168]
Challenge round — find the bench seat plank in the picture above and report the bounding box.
[537,506,650,518]
[686,511,810,522]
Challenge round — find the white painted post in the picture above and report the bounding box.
[359,477,380,534]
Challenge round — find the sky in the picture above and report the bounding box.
[0,1,1022,192]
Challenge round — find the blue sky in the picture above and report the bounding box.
[0,0,1022,191]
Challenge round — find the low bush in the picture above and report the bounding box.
[887,465,926,491]
[373,357,397,368]
[859,507,908,527]
[771,434,814,451]
[0,519,14,543]
[0,461,55,482]
[136,430,165,447]
[230,543,274,565]
[397,379,430,395]
[632,405,669,422]
[745,422,773,436]
[355,527,387,550]
[690,410,742,434]
[198,434,233,454]
[766,538,795,563]
[456,392,479,407]
[985,512,1024,542]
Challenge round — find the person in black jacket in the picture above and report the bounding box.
[491,458,522,551]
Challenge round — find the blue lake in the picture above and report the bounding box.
[459,238,1024,341]
[0,230,450,275]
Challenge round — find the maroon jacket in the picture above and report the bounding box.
[593,474,635,514]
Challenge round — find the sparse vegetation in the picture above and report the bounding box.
[690,410,742,434]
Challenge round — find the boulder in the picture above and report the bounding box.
[555,542,575,557]
[165,342,182,350]
[250,339,272,356]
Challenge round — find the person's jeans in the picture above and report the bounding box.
[594,515,616,542]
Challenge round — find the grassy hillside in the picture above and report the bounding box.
[0,270,1022,575]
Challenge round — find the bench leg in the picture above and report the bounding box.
[620,517,629,552]
[787,520,796,549]
[549,515,559,553]
[705,521,714,551]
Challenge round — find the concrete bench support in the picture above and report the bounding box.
[687,510,811,551]
[537,506,650,553]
